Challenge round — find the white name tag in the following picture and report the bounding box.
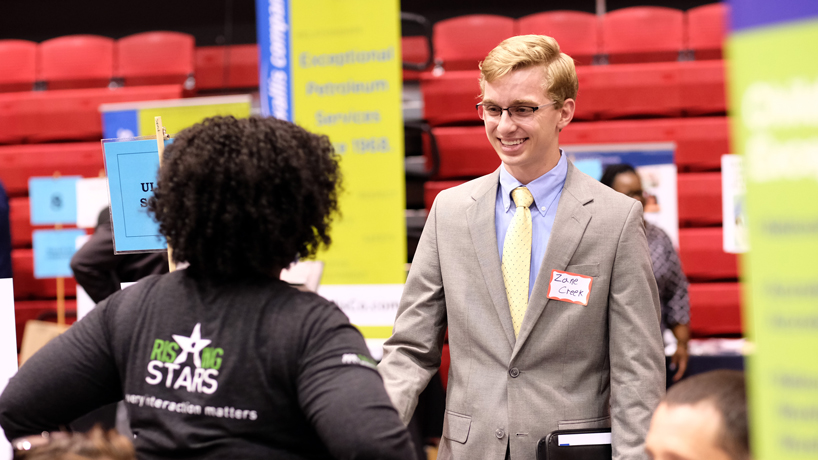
[547,269,593,306]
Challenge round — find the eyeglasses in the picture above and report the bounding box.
[476,102,556,120]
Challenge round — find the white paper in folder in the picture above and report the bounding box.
[557,431,612,446]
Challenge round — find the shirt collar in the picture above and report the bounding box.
[499,150,568,217]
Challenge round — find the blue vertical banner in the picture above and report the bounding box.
[255,0,293,120]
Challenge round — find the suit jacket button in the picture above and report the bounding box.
[495,429,505,439]
[509,368,520,378]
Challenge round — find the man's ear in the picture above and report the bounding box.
[557,98,575,131]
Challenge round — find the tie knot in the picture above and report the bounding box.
[511,187,534,208]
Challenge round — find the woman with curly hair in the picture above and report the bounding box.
[0,116,414,460]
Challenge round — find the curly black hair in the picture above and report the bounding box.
[148,115,340,281]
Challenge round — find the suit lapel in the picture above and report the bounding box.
[512,162,593,359]
[467,169,516,348]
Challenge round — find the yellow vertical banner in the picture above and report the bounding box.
[291,0,406,285]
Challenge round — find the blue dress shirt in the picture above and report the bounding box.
[495,151,568,298]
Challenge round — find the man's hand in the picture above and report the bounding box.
[670,324,690,382]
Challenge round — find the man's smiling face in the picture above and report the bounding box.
[481,65,573,184]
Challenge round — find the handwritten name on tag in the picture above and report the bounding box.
[547,270,593,306]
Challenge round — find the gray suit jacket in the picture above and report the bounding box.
[379,161,665,460]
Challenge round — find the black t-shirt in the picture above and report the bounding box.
[0,271,414,459]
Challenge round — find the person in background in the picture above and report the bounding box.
[0,115,415,460]
[12,426,135,460]
[0,180,12,279]
[70,207,168,304]
[600,164,691,382]
[645,370,749,460]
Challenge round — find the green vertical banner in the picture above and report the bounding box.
[728,1,818,458]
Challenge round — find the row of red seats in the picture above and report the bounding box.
[421,60,726,124]
[0,85,183,144]
[7,232,741,334]
[424,172,722,228]
[0,143,104,196]
[0,32,194,91]
[403,3,726,76]
[424,117,730,178]
[0,33,259,93]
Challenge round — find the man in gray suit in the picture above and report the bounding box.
[379,35,665,459]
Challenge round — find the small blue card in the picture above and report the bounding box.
[103,138,173,253]
[32,229,87,279]
[29,177,81,225]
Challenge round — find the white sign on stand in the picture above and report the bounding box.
[76,178,110,229]
[721,154,749,254]
[74,235,96,321]
[318,284,403,360]
[0,278,18,460]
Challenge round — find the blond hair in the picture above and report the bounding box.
[479,35,578,109]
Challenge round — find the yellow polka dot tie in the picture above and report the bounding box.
[502,186,534,338]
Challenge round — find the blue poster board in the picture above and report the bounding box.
[102,138,173,253]
[32,229,86,279]
[28,177,81,226]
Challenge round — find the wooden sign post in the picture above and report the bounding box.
[51,171,66,327]
[154,116,176,273]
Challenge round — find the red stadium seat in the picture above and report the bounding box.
[516,11,599,66]
[561,117,730,171]
[424,180,467,211]
[195,44,259,90]
[11,249,78,300]
[420,70,482,126]
[0,143,105,197]
[14,300,78,351]
[680,60,727,115]
[582,62,683,119]
[0,40,36,93]
[678,172,722,227]
[433,15,515,71]
[116,32,195,87]
[0,92,27,144]
[402,36,432,81]
[602,7,684,63]
[425,126,498,179]
[37,35,114,89]
[678,228,738,281]
[688,282,742,336]
[7,85,184,143]
[687,3,729,60]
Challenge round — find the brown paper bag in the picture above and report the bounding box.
[19,320,70,367]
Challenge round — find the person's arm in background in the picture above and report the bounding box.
[608,201,666,460]
[0,297,123,439]
[0,181,12,279]
[661,236,691,382]
[70,209,121,303]
[297,303,415,460]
